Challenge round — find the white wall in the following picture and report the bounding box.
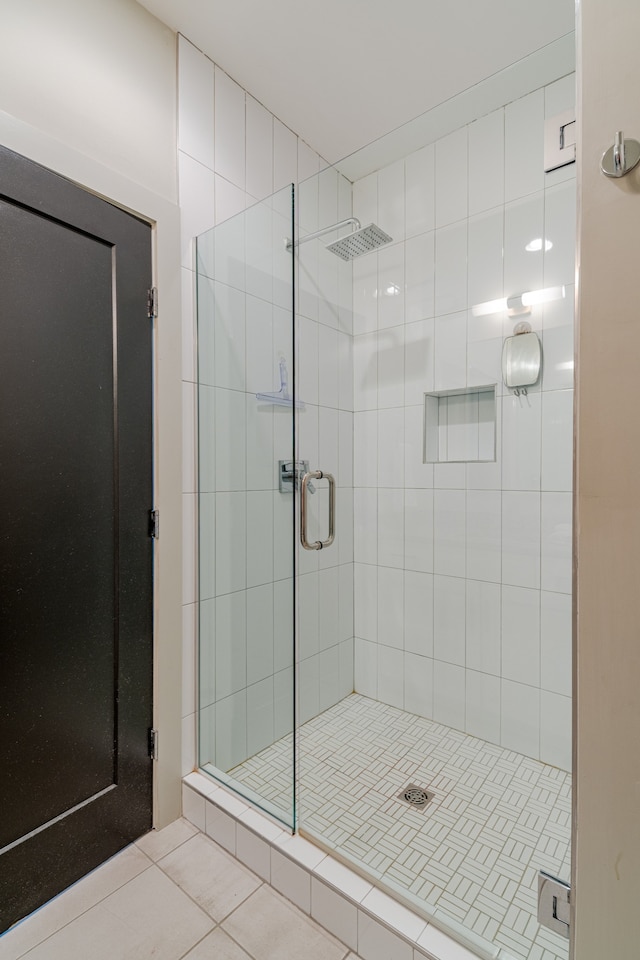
[0,0,177,203]
[179,37,575,781]
[178,36,354,776]
[0,0,182,826]
[351,77,575,771]
[295,166,355,728]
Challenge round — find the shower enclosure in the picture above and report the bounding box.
[196,58,574,960]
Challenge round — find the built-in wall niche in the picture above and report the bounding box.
[423,385,497,463]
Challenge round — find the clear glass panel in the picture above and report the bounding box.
[196,183,297,830]
[289,66,573,960]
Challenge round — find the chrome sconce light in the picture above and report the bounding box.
[472,285,565,319]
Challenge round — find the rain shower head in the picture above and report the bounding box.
[325,223,393,261]
[286,217,392,260]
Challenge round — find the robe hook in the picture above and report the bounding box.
[601,130,640,178]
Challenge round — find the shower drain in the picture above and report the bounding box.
[397,783,434,811]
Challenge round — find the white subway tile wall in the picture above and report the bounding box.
[352,76,575,770]
[179,30,574,777]
[179,35,355,779]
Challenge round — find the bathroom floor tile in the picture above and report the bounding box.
[182,928,254,960]
[16,867,213,960]
[136,817,199,862]
[0,845,152,960]
[222,885,349,960]
[158,832,261,921]
[2,831,365,960]
[230,694,571,960]
[5,701,569,960]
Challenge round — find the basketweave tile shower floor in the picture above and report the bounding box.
[230,694,571,960]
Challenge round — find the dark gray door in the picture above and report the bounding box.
[0,145,153,932]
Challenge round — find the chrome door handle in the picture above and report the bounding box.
[300,470,335,550]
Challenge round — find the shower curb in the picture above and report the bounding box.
[182,772,495,960]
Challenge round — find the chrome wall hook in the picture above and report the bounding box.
[601,130,640,178]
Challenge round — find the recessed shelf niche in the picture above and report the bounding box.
[423,385,497,463]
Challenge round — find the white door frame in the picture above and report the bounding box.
[574,0,640,955]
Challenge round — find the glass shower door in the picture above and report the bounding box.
[196,184,297,829]
[292,128,574,959]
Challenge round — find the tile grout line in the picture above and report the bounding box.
[153,839,264,934]
[174,923,221,960]
[216,877,353,960]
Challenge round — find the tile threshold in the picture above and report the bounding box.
[183,772,505,960]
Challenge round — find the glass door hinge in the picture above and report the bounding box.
[538,871,570,939]
[147,287,158,319]
[149,728,159,761]
[544,110,576,172]
[150,509,159,539]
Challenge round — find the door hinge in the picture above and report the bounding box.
[538,870,570,939]
[544,110,577,172]
[147,286,158,319]
[150,509,159,539]
[149,728,159,761]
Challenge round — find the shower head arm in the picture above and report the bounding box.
[285,217,361,251]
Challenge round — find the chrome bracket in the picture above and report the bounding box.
[538,871,570,939]
[279,460,312,494]
[544,110,576,172]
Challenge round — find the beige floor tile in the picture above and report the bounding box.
[222,885,349,960]
[0,845,152,960]
[20,867,212,960]
[183,928,254,960]
[136,817,198,862]
[158,833,261,921]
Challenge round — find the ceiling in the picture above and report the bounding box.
[137,0,574,164]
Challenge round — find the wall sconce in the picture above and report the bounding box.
[472,286,565,318]
[506,294,530,317]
